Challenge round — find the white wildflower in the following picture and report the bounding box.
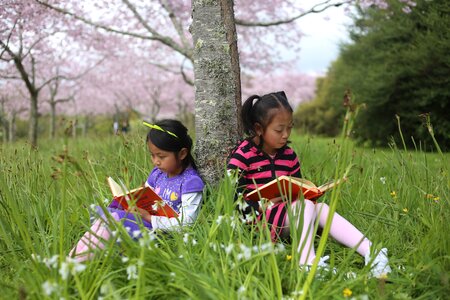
[121,256,129,263]
[230,216,239,229]
[379,177,386,184]
[345,271,357,280]
[261,242,273,252]
[237,244,252,261]
[238,285,246,294]
[275,243,286,253]
[242,214,254,223]
[402,6,412,13]
[237,199,249,211]
[291,290,303,296]
[126,264,138,280]
[139,238,147,248]
[42,280,58,296]
[44,255,59,269]
[59,262,70,280]
[224,244,234,255]
[209,242,217,251]
[71,262,86,274]
[183,233,189,244]
[89,203,96,211]
[216,215,225,225]
[31,253,41,262]
[132,230,141,238]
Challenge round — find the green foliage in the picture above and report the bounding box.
[296,0,450,149]
[0,132,449,299]
[294,66,348,137]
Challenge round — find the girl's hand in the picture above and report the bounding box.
[269,196,283,203]
[127,206,152,223]
[259,196,286,212]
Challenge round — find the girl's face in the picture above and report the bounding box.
[147,141,187,177]
[255,108,293,155]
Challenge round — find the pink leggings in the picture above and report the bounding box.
[68,212,119,262]
[282,200,371,265]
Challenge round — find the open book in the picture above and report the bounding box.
[245,175,348,202]
[107,177,178,218]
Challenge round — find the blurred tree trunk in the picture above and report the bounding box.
[190,0,243,185]
[0,100,7,143]
[72,118,77,138]
[28,90,39,147]
[49,101,56,139]
[8,113,17,143]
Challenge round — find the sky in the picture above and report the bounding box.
[294,2,353,76]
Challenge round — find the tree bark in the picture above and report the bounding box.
[190,0,243,185]
[50,101,56,139]
[8,113,16,143]
[29,92,39,147]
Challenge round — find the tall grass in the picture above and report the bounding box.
[0,126,449,299]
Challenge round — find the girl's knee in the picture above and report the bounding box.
[315,203,331,220]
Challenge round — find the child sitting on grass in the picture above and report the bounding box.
[69,119,204,262]
[227,91,391,278]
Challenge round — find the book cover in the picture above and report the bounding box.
[107,177,178,218]
[245,175,347,201]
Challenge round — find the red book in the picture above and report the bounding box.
[107,177,178,218]
[245,175,347,202]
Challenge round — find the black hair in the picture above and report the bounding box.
[146,119,197,170]
[241,91,293,136]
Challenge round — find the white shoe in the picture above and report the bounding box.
[300,255,337,275]
[365,248,392,278]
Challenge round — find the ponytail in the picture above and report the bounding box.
[241,95,261,136]
[240,91,293,137]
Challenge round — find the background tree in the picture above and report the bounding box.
[3,0,412,182]
[296,0,449,149]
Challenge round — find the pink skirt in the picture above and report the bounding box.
[258,201,289,242]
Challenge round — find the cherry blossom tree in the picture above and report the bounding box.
[0,81,28,142]
[3,0,415,181]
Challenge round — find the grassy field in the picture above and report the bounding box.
[0,129,449,299]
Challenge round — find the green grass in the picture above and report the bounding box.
[0,129,449,299]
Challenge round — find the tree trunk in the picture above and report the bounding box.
[0,103,7,143]
[72,118,77,138]
[1,119,8,143]
[82,115,88,137]
[8,114,16,143]
[50,101,56,139]
[190,0,243,185]
[29,92,39,148]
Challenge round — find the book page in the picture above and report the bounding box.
[288,177,318,189]
[107,177,128,197]
[318,177,347,192]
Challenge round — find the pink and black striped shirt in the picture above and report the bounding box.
[227,139,301,215]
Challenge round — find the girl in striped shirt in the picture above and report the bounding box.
[227,91,391,278]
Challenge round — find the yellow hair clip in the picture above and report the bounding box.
[143,121,178,138]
